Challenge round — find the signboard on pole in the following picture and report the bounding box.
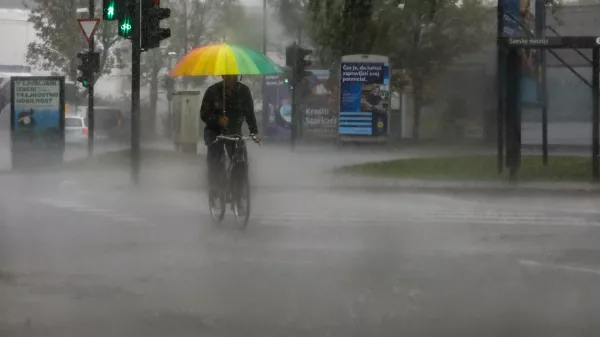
[77,18,100,42]
[263,75,291,140]
[10,76,65,168]
[300,69,338,140]
[338,55,390,143]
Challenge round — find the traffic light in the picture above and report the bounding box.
[285,43,297,68]
[103,0,118,21]
[76,52,91,87]
[76,51,101,88]
[285,43,313,85]
[141,0,171,51]
[118,0,133,38]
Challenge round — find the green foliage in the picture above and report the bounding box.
[25,0,119,82]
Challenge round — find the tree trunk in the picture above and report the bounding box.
[412,80,422,141]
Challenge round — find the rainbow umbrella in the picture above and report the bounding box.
[168,43,283,76]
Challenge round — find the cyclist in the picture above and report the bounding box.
[200,75,261,193]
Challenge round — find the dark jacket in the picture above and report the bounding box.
[200,81,259,135]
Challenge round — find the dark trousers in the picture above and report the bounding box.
[204,128,248,190]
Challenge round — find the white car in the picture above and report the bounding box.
[65,115,88,144]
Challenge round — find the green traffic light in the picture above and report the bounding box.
[119,17,132,37]
[121,22,131,32]
[83,80,88,86]
[284,78,288,83]
[103,0,116,21]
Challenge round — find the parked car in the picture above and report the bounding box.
[65,115,88,144]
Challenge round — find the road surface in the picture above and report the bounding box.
[1,146,600,336]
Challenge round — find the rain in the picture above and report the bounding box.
[1,0,600,336]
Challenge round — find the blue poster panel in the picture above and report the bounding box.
[501,0,541,104]
[263,75,291,140]
[10,76,65,167]
[264,70,338,140]
[338,61,390,136]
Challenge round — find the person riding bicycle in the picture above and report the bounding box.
[200,75,261,192]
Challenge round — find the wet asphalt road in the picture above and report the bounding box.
[1,145,600,336]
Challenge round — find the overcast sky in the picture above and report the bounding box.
[240,0,264,6]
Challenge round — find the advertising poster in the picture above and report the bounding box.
[264,70,338,140]
[501,0,540,104]
[519,0,538,103]
[300,69,338,139]
[10,76,65,167]
[338,61,390,136]
[501,0,520,37]
[263,75,291,140]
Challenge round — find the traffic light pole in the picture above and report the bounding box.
[88,0,95,157]
[290,82,297,151]
[131,0,141,184]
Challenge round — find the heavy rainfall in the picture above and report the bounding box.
[1,0,600,336]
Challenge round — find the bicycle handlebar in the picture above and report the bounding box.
[212,134,261,146]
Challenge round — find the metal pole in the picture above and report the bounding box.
[537,0,548,166]
[261,0,268,135]
[496,2,504,173]
[87,0,95,157]
[506,48,520,182]
[592,47,599,181]
[131,0,141,184]
[541,49,548,165]
[291,83,296,150]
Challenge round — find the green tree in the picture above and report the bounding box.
[272,0,562,140]
[25,0,119,83]
[383,0,491,140]
[268,0,309,41]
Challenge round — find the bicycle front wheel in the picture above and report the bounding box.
[232,169,251,228]
[208,187,226,225]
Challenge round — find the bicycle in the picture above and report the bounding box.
[208,134,259,227]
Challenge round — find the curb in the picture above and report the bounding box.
[327,176,600,195]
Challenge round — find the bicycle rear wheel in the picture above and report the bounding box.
[208,187,226,225]
[232,168,251,228]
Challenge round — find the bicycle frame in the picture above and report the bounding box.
[212,135,257,196]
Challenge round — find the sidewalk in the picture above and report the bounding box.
[25,138,599,195]
[139,139,600,194]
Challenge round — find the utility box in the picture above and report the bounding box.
[173,91,201,153]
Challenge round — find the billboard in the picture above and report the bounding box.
[263,75,291,140]
[299,69,338,139]
[10,76,65,167]
[519,0,538,104]
[263,70,338,140]
[338,57,390,136]
[501,0,540,104]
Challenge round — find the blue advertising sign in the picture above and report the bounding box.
[263,74,291,140]
[10,76,65,167]
[501,0,541,104]
[501,0,520,37]
[338,61,390,136]
[519,0,538,104]
[264,70,338,140]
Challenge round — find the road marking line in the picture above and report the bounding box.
[34,198,147,225]
[256,216,599,227]
[519,260,600,276]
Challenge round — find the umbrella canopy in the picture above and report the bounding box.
[168,43,283,77]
